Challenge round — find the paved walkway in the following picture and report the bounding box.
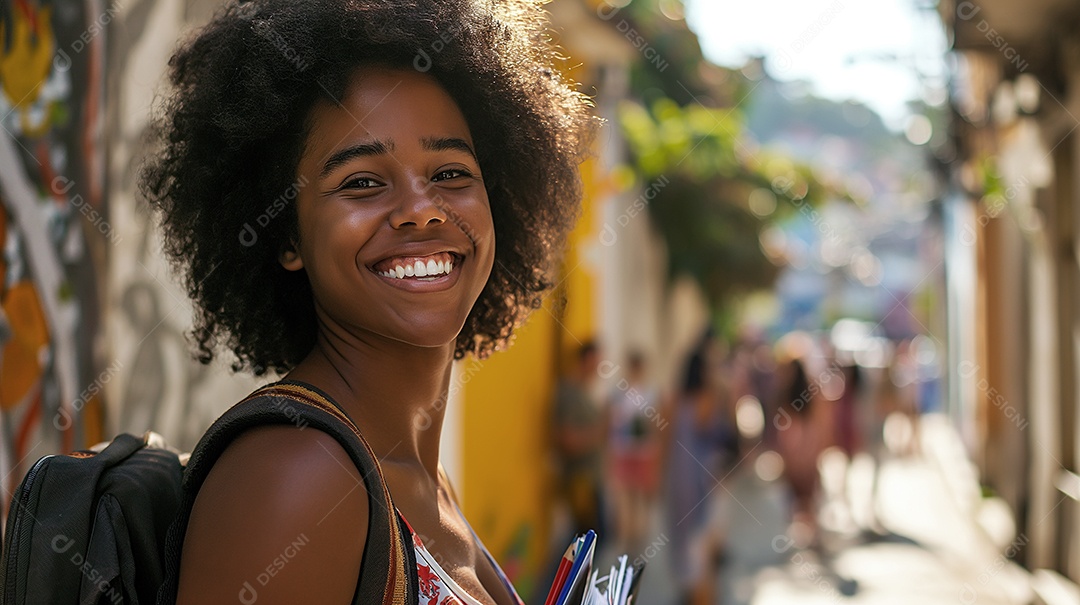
[592,414,1048,604]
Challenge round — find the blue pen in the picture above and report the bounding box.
[556,529,596,605]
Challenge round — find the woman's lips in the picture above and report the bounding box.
[369,252,464,292]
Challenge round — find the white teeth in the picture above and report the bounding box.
[378,255,458,279]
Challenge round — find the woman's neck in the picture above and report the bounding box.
[286,321,454,481]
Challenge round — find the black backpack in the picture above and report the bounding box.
[1,432,182,605]
[0,380,416,605]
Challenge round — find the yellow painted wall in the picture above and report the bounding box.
[460,305,558,597]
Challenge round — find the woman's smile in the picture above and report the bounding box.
[368,249,466,292]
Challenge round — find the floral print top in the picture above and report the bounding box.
[399,513,525,605]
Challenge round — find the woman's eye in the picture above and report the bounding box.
[432,168,471,182]
[342,176,380,189]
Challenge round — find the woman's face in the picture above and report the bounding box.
[285,66,495,351]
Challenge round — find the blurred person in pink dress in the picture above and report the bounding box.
[774,354,829,544]
[605,351,663,555]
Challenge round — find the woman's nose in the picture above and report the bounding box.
[389,179,448,228]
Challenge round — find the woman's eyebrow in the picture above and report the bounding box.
[421,136,476,160]
[320,139,394,177]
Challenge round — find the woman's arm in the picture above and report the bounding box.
[175,425,369,604]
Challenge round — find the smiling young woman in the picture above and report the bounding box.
[140,1,594,604]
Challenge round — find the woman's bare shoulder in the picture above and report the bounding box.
[176,425,369,605]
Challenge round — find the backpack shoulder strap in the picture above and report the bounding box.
[157,381,414,605]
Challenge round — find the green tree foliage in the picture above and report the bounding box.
[618,96,837,303]
[604,0,844,307]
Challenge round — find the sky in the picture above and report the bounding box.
[685,0,949,129]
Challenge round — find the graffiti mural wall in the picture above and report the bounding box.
[0,0,259,511]
[102,0,260,454]
[0,0,112,499]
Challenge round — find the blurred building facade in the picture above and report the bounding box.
[940,0,1080,588]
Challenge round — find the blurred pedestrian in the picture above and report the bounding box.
[605,350,662,555]
[835,363,863,459]
[664,332,728,605]
[774,355,827,544]
[889,339,922,456]
[752,341,781,449]
[553,340,607,540]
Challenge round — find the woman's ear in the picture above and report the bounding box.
[279,240,304,271]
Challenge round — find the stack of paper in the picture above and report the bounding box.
[543,531,644,605]
[580,554,645,605]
